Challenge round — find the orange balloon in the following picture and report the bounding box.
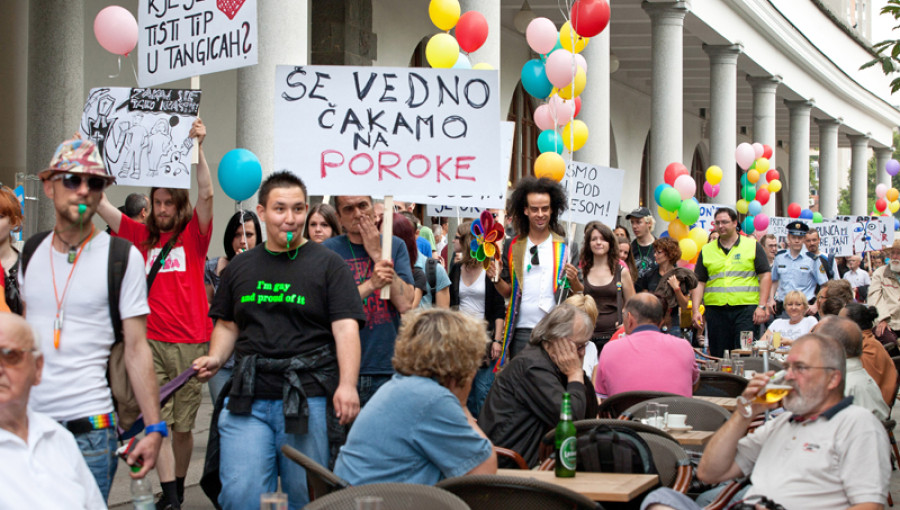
[534,152,566,182]
[668,219,689,240]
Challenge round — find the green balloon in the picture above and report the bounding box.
[742,185,756,202]
[812,212,823,223]
[678,200,700,225]
[659,187,682,212]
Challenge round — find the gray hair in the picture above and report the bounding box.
[529,304,593,346]
[795,333,846,394]
[816,316,862,358]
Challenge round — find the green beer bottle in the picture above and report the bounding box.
[555,392,577,477]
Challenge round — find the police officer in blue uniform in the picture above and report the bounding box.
[766,221,828,318]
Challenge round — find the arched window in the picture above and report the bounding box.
[690,144,706,201]
[639,132,650,207]
[507,82,539,186]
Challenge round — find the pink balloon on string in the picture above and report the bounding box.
[703,181,720,198]
[754,214,770,232]
[673,174,696,200]
[534,104,555,131]
[735,143,755,170]
[548,96,575,126]
[876,183,888,199]
[94,6,138,56]
[574,53,587,73]
[526,17,559,55]
[545,50,576,89]
[752,143,764,159]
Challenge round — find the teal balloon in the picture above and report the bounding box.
[813,212,824,223]
[659,187,682,212]
[742,185,756,202]
[655,183,671,205]
[678,199,700,225]
[218,148,262,201]
[748,200,762,216]
[521,59,553,99]
[537,130,564,154]
[742,216,755,234]
[740,174,749,187]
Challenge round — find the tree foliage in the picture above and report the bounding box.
[838,132,900,216]
[862,0,900,93]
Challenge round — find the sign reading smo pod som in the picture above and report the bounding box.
[559,161,625,227]
[274,65,502,197]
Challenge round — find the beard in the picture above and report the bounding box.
[155,215,176,232]
[782,381,825,417]
[891,260,900,273]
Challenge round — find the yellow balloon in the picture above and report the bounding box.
[736,199,749,214]
[472,62,494,70]
[891,200,900,214]
[658,206,677,222]
[689,227,709,248]
[668,219,689,240]
[679,238,698,261]
[706,165,722,186]
[747,169,759,184]
[429,0,460,30]
[562,120,589,151]
[559,21,590,53]
[755,157,770,173]
[888,188,900,202]
[426,33,459,69]
[533,152,566,182]
[556,67,586,99]
[768,179,782,193]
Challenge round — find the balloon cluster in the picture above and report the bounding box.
[94,6,138,57]
[653,162,708,264]
[734,142,779,235]
[874,184,900,216]
[469,210,505,269]
[519,0,610,182]
[427,0,491,70]
[786,202,823,223]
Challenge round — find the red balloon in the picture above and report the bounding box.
[455,11,489,53]
[788,202,801,218]
[664,162,688,186]
[573,97,582,118]
[756,187,770,206]
[762,144,773,159]
[570,0,610,38]
[876,198,888,212]
[765,169,779,182]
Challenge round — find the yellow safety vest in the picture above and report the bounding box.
[701,237,760,306]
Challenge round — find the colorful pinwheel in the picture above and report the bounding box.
[469,210,505,269]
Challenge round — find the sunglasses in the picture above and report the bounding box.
[0,347,38,367]
[54,173,108,192]
[530,245,540,267]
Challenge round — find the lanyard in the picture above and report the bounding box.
[50,225,94,349]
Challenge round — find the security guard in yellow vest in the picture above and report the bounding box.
[691,207,772,357]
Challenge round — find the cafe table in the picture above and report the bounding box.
[495,468,658,502]
[693,395,737,411]
[666,429,714,446]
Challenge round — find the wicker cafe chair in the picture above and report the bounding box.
[693,372,748,398]
[621,396,731,432]
[596,391,681,419]
[304,483,469,510]
[280,445,349,502]
[538,418,677,464]
[436,474,599,510]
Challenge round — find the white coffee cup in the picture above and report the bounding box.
[667,414,688,428]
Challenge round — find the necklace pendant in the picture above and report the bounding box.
[67,247,77,263]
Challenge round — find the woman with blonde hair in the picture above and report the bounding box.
[335,309,497,485]
[762,290,817,346]
[564,294,600,378]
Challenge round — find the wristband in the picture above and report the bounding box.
[145,422,169,438]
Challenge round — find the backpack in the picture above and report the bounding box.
[22,231,139,433]
[426,257,438,305]
[575,424,658,475]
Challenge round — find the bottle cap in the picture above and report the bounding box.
[130,464,141,474]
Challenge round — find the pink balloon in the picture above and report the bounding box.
[754,214,770,232]
[533,104,555,131]
[676,260,695,270]
[876,183,888,199]
[526,17,559,55]
[703,181,720,198]
[673,174,696,200]
[574,53,587,73]
[548,96,575,126]
[752,143,764,159]
[545,50,576,89]
[735,143,755,171]
[94,6,138,56]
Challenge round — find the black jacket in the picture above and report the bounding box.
[448,262,506,329]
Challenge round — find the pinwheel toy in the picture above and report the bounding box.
[469,210,505,269]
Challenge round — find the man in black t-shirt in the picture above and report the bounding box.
[192,171,365,509]
[626,207,656,280]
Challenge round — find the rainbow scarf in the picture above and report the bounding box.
[494,234,568,371]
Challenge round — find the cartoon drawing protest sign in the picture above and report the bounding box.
[273,65,503,197]
[80,87,202,189]
[138,0,257,87]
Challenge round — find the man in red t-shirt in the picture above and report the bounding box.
[98,119,213,510]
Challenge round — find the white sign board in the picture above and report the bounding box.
[835,215,895,254]
[426,204,491,218]
[274,66,502,197]
[138,0,258,87]
[766,215,894,256]
[693,204,718,231]
[80,87,201,189]
[559,162,625,227]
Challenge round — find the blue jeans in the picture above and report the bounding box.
[218,397,328,510]
[358,374,391,408]
[208,366,233,404]
[466,366,495,418]
[74,427,118,502]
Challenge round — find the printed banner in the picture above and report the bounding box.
[274,66,503,197]
[138,0,258,87]
[765,215,894,256]
[559,161,625,227]
[80,87,201,189]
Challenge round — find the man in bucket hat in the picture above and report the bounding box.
[22,137,164,501]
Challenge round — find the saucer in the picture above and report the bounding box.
[665,425,693,432]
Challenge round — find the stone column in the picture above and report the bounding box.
[459,0,500,69]
[848,135,870,216]
[815,118,842,218]
[703,44,742,206]
[876,147,893,191]
[642,1,689,234]
[237,0,309,209]
[310,0,377,66]
[785,100,814,210]
[747,75,781,217]
[26,0,85,234]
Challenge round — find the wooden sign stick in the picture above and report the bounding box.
[381,196,394,300]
